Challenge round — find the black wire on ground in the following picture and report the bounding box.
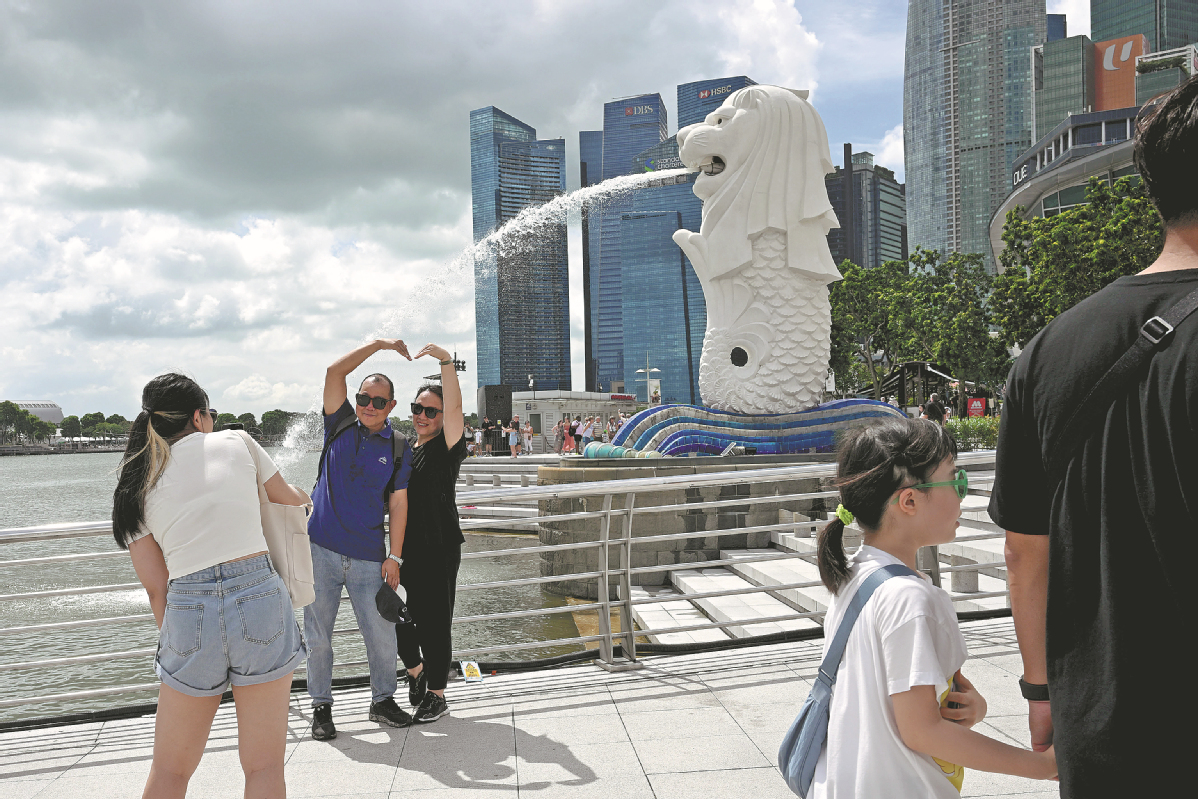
[0,607,1013,734]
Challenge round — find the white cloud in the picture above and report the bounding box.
[0,0,841,419]
[870,124,905,182]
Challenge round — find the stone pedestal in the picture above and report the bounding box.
[536,456,832,599]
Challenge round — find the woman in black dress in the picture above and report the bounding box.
[394,342,466,723]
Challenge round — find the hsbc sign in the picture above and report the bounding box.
[625,105,655,116]
[698,85,733,100]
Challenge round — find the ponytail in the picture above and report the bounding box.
[112,374,207,548]
[817,518,851,593]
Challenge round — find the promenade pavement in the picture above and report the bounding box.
[0,617,1058,799]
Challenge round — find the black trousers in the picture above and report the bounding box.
[396,543,462,692]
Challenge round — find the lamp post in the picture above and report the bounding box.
[635,351,662,406]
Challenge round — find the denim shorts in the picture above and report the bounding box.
[156,553,307,697]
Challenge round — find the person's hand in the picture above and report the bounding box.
[940,670,987,727]
[381,558,400,589]
[1028,699,1053,751]
[1034,745,1058,781]
[377,339,412,360]
[415,343,451,363]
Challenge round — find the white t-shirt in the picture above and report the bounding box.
[131,430,279,580]
[811,545,968,799]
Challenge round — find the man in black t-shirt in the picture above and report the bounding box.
[990,79,1198,797]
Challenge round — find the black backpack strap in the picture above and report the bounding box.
[313,411,359,492]
[1045,285,1198,484]
[383,433,410,507]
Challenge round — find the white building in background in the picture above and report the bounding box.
[509,390,640,452]
[12,401,64,425]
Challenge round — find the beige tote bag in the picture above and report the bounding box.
[237,431,316,608]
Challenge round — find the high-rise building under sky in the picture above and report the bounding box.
[825,150,908,270]
[677,76,758,127]
[904,0,1046,269]
[1092,0,1198,53]
[469,106,570,393]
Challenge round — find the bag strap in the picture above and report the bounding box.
[816,563,919,689]
[313,410,359,491]
[1044,285,1198,484]
[235,430,269,503]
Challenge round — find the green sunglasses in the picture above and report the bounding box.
[892,468,969,502]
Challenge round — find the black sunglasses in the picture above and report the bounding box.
[355,393,390,410]
[206,409,218,420]
[411,403,441,419]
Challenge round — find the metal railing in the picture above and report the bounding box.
[0,451,1003,711]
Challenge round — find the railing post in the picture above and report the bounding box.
[493,474,501,487]
[465,473,474,487]
[596,493,614,666]
[618,491,640,665]
[917,545,942,588]
[521,473,530,487]
[951,555,979,593]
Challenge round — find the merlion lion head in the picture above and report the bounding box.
[673,85,841,284]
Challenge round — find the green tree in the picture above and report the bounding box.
[105,414,127,425]
[35,420,57,443]
[993,177,1163,348]
[260,409,294,436]
[216,413,238,430]
[828,259,905,399]
[80,412,106,430]
[0,400,20,445]
[891,249,1012,416]
[237,412,258,430]
[61,415,81,441]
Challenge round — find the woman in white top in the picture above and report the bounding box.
[112,373,310,799]
[522,420,533,454]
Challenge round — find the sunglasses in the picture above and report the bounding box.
[411,403,441,419]
[355,393,390,410]
[893,468,969,502]
[206,408,218,420]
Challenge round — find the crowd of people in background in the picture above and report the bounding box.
[459,412,633,457]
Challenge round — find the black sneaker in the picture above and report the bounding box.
[406,668,428,707]
[413,692,449,724]
[311,703,337,740]
[368,697,413,728]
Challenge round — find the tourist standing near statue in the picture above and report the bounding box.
[522,418,533,454]
[990,78,1198,798]
[306,339,415,739]
[114,373,309,799]
[395,343,467,723]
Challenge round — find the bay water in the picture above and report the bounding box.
[0,450,574,723]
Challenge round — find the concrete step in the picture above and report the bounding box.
[945,572,1010,613]
[938,532,1008,580]
[629,585,731,645]
[722,549,832,617]
[670,567,820,638]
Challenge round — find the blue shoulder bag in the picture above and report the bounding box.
[777,563,917,797]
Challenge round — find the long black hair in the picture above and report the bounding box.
[111,373,208,548]
[817,417,957,594]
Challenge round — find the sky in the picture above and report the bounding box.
[0,0,1086,419]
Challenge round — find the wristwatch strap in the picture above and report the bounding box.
[439,358,453,366]
[1019,678,1050,701]
[387,554,404,567]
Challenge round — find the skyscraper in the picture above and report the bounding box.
[904,0,1046,269]
[1092,0,1198,52]
[580,94,667,392]
[825,150,908,269]
[676,76,758,128]
[469,107,570,392]
[1033,35,1097,141]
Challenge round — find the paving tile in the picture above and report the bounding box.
[511,710,631,746]
[632,732,770,774]
[516,739,645,781]
[960,767,1056,797]
[286,727,407,765]
[648,766,797,799]
[26,771,148,799]
[514,774,655,798]
[617,706,743,741]
[278,759,400,797]
[4,778,55,799]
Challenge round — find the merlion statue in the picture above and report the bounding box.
[673,85,842,414]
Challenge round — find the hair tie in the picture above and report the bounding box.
[835,504,854,525]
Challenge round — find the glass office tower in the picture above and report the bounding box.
[1034,35,1096,141]
[676,76,757,128]
[469,107,571,392]
[583,94,667,392]
[825,151,908,269]
[1047,13,1067,42]
[904,0,1045,270]
[1092,0,1198,52]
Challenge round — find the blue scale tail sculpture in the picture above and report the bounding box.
[587,399,904,459]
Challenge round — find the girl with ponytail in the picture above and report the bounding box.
[808,416,1056,796]
[113,373,309,799]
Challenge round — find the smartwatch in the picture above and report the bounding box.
[1018,678,1050,701]
[387,554,404,568]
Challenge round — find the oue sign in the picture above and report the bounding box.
[1012,163,1030,187]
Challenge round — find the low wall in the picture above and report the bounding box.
[536,455,833,599]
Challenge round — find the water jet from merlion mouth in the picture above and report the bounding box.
[271,167,695,468]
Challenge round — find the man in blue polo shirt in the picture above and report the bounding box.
[306,338,414,739]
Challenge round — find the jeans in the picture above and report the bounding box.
[303,542,397,707]
[157,554,305,697]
